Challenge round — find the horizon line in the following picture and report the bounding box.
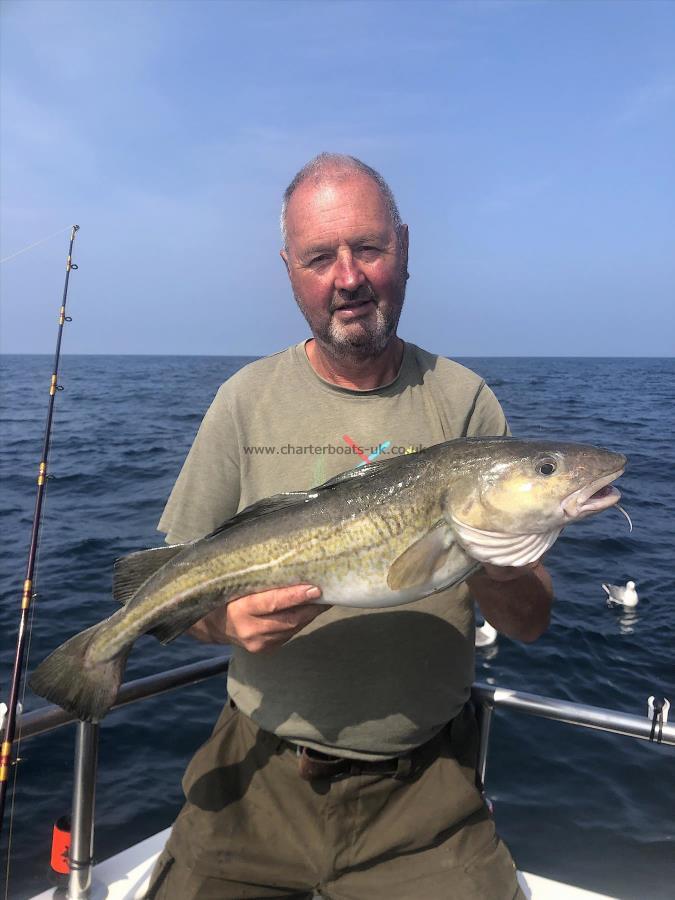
[0,352,673,360]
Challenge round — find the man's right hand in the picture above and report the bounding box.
[187,585,327,653]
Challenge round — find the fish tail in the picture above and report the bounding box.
[29,621,130,722]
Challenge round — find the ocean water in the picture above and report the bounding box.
[0,354,673,899]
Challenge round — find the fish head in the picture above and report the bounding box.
[444,439,626,566]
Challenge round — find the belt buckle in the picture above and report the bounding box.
[296,745,348,782]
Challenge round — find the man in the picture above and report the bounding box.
[148,154,552,899]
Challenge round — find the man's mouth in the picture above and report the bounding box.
[332,297,375,318]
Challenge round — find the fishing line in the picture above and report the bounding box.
[3,490,48,899]
[0,226,72,265]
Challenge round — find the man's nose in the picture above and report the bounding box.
[334,249,365,292]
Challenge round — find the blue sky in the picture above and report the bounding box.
[1,0,673,356]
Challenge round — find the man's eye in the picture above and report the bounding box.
[309,255,330,266]
[357,246,380,258]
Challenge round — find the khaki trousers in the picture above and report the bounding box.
[146,703,524,900]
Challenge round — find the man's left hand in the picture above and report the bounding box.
[467,559,553,643]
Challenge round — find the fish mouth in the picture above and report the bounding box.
[562,467,625,521]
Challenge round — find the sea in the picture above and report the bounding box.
[0,354,673,900]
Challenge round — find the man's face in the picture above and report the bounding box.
[281,173,409,360]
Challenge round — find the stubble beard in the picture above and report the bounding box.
[295,282,406,362]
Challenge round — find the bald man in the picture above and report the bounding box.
[147,154,550,899]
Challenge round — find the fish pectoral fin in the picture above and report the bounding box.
[387,522,454,591]
[113,544,188,605]
[146,592,224,644]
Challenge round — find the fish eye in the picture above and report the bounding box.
[536,458,557,476]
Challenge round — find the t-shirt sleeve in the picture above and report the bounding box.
[157,384,241,544]
[465,382,511,437]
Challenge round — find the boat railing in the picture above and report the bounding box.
[16,656,675,900]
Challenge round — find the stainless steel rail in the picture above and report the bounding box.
[470,682,675,792]
[471,683,675,744]
[16,656,672,900]
[20,658,674,746]
[20,654,232,739]
[68,723,98,900]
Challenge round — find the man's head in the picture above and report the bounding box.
[280,153,409,361]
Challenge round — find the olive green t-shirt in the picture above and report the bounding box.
[158,341,508,759]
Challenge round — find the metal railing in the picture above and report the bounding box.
[16,655,674,899]
[20,655,232,740]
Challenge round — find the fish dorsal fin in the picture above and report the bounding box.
[113,544,187,605]
[204,492,309,540]
[450,515,562,567]
[204,456,420,541]
[387,521,455,591]
[318,454,405,490]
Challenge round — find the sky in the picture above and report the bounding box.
[1,0,673,357]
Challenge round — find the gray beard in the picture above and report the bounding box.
[295,289,405,362]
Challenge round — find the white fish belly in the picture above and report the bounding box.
[318,569,425,608]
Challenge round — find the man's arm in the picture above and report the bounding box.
[467,560,553,643]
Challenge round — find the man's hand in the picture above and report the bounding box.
[468,560,553,643]
[187,585,327,653]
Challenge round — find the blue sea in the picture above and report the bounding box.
[1,354,673,900]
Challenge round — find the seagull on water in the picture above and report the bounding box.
[475,620,498,647]
[603,580,639,608]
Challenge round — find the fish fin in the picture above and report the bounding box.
[204,493,309,540]
[113,544,188,605]
[318,455,404,489]
[426,560,482,595]
[387,522,454,591]
[146,592,224,644]
[429,544,480,589]
[203,454,426,540]
[29,621,130,722]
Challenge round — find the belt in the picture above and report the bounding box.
[226,698,453,783]
[291,726,448,783]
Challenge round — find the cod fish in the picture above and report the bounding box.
[30,437,627,722]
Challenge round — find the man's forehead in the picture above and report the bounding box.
[292,171,382,205]
[285,172,392,240]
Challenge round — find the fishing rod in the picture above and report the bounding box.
[0,226,80,839]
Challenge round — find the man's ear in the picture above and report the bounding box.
[280,248,290,275]
[399,224,409,272]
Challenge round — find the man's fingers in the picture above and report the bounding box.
[250,603,328,634]
[242,584,322,617]
[230,604,329,654]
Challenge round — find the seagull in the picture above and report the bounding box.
[475,620,498,647]
[603,580,639,608]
